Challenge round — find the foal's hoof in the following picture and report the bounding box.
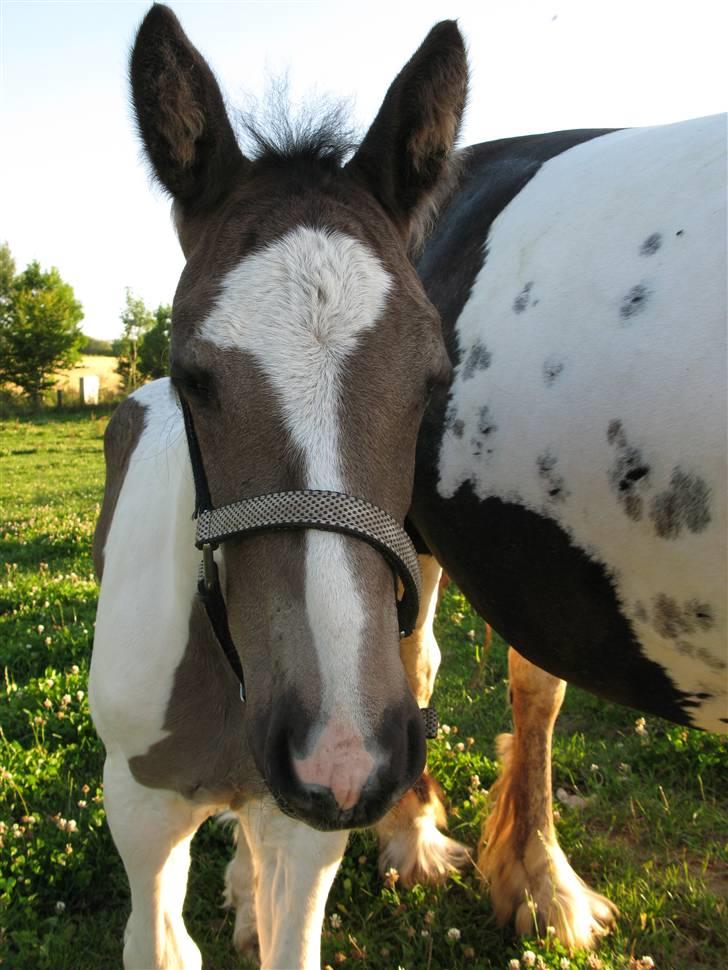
[379,821,472,887]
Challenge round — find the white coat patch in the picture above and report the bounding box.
[200,227,393,725]
[438,115,727,730]
[90,379,197,756]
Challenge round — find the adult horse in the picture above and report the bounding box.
[378,113,727,947]
[89,6,466,968]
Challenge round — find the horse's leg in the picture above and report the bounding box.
[223,819,258,959]
[479,648,617,949]
[103,751,211,970]
[238,799,348,970]
[374,555,470,886]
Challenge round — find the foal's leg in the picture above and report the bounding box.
[374,555,470,886]
[223,821,258,959]
[238,799,348,970]
[479,648,617,949]
[104,752,211,970]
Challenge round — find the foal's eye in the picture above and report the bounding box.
[171,367,215,403]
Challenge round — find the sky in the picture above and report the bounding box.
[1,0,726,341]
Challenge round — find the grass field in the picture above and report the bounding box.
[1,410,726,970]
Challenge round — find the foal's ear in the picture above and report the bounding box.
[130,4,247,210]
[346,21,467,238]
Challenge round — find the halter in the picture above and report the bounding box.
[178,392,438,738]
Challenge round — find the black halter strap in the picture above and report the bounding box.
[178,393,436,735]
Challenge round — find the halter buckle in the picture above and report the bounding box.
[202,543,216,590]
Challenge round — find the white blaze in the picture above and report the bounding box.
[200,226,392,725]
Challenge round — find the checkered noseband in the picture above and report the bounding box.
[178,393,436,737]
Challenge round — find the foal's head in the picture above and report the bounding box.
[131,5,466,829]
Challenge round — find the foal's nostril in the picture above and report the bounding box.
[259,699,428,830]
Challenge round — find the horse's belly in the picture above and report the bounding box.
[433,116,727,730]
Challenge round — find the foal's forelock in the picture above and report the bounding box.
[199,226,395,721]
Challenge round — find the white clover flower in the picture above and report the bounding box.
[77,800,87,809]
[55,901,66,914]
[635,717,648,737]
[420,929,430,938]
[44,636,52,646]
[37,624,44,634]
[383,866,399,889]
[508,960,521,970]
[560,959,571,969]
[61,694,71,707]
[590,763,599,772]
[447,927,461,941]
[66,819,77,834]
[455,742,465,752]
[70,665,79,675]
[329,912,342,930]
[640,959,655,970]
[441,724,451,735]
[76,691,84,701]
[521,951,536,967]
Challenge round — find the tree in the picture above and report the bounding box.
[0,249,84,406]
[0,242,15,301]
[138,303,172,380]
[115,290,154,390]
[81,335,115,356]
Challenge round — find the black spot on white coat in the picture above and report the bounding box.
[461,341,492,380]
[620,283,651,320]
[543,357,564,386]
[650,467,711,539]
[640,233,662,255]
[537,450,569,503]
[444,401,464,439]
[607,421,650,521]
[653,593,715,640]
[513,281,534,313]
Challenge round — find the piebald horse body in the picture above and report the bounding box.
[398,112,727,946]
[414,114,727,731]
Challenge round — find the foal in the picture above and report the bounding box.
[90,6,466,968]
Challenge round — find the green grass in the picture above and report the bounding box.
[1,410,726,970]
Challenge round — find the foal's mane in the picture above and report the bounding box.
[236,84,358,168]
[238,83,466,256]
